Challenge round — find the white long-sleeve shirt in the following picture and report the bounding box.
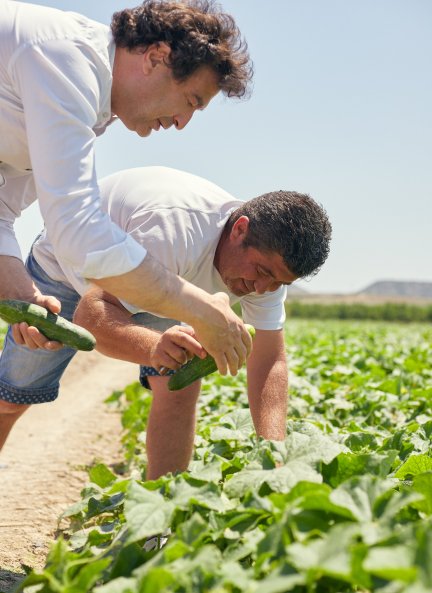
[0,0,146,277]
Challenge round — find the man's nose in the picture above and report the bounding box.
[174,110,194,130]
[254,279,270,294]
[254,279,281,294]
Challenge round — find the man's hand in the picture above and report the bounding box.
[192,292,253,376]
[150,325,206,372]
[0,255,63,350]
[90,254,253,375]
[11,290,63,351]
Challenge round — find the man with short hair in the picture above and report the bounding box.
[0,166,332,465]
[0,0,253,372]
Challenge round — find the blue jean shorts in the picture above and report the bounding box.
[0,252,176,405]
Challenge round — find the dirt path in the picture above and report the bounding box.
[0,351,138,592]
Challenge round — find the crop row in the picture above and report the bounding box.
[15,320,432,593]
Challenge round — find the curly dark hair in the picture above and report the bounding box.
[111,0,252,98]
[225,191,332,279]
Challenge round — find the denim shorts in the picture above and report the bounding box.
[0,252,176,405]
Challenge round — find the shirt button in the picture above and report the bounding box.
[102,112,109,118]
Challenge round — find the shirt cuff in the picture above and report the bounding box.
[80,234,147,280]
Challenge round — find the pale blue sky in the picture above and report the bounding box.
[15,0,432,293]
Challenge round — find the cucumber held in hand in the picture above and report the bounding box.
[168,324,255,391]
[0,299,96,351]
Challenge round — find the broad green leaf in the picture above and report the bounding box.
[209,408,254,442]
[287,523,361,582]
[95,576,138,593]
[324,450,398,487]
[188,458,223,482]
[412,472,432,515]
[364,545,417,582]
[177,512,209,547]
[124,481,175,543]
[169,478,234,511]
[249,574,305,593]
[273,425,345,466]
[330,476,395,522]
[224,462,321,498]
[395,455,432,479]
[72,558,112,592]
[88,463,117,488]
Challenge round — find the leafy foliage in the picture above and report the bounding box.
[285,300,432,322]
[0,320,7,348]
[16,320,432,593]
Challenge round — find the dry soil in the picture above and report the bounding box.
[0,350,137,592]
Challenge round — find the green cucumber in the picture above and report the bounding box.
[168,324,255,391]
[0,299,96,351]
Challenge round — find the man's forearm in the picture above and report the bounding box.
[89,252,222,327]
[246,329,288,441]
[247,362,288,441]
[0,256,37,301]
[73,290,159,365]
[89,253,251,375]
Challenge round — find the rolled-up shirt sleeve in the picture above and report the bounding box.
[0,167,34,260]
[0,219,22,260]
[9,39,146,279]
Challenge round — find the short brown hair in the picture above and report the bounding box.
[111,0,252,98]
[225,191,332,278]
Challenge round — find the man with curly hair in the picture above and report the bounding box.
[0,1,253,376]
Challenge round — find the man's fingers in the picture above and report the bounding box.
[212,352,228,376]
[35,294,61,315]
[12,323,63,351]
[175,332,206,359]
[11,323,25,345]
[225,348,241,376]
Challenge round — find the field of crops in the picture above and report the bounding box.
[0,322,6,348]
[11,320,432,592]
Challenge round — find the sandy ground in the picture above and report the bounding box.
[0,350,138,593]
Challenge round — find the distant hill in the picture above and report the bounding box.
[358,281,432,299]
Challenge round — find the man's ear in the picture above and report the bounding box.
[230,215,250,245]
[141,42,171,75]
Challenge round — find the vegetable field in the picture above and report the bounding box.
[13,320,432,592]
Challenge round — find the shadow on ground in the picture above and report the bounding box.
[0,568,25,593]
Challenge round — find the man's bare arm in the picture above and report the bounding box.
[73,287,205,369]
[246,329,288,441]
[0,255,62,350]
[89,253,252,375]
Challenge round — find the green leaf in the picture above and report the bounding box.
[169,478,234,512]
[395,455,432,479]
[272,426,345,466]
[330,476,396,522]
[364,545,417,582]
[88,463,118,488]
[94,576,138,593]
[224,462,321,498]
[324,450,398,487]
[210,409,255,441]
[287,523,361,582]
[412,472,432,515]
[72,558,112,592]
[124,481,175,543]
[188,458,223,482]
[250,574,305,593]
[177,512,209,547]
